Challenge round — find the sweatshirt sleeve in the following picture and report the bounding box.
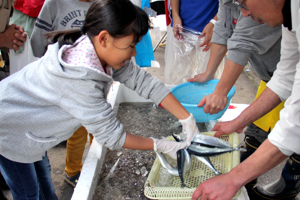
[227,17,282,67]
[31,0,57,57]
[113,59,170,105]
[211,1,230,46]
[266,26,298,101]
[268,26,300,156]
[59,76,127,151]
[212,0,282,67]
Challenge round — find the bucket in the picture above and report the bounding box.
[171,80,235,122]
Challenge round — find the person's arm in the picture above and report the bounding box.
[187,0,228,83]
[160,93,200,143]
[192,139,287,200]
[199,13,218,51]
[267,26,300,155]
[170,0,183,40]
[213,87,281,137]
[190,13,282,115]
[198,59,244,115]
[159,92,190,120]
[122,133,188,159]
[113,61,200,143]
[122,133,154,150]
[212,26,295,138]
[0,23,27,50]
[187,43,227,84]
[31,0,55,57]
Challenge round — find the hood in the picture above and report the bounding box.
[42,36,113,83]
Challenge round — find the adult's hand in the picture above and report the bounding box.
[12,24,27,50]
[0,24,27,50]
[212,120,244,138]
[192,139,288,200]
[187,72,214,83]
[192,173,239,200]
[199,22,214,52]
[198,92,228,114]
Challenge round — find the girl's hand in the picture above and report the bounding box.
[152,138,188,159]
[179,114,200,144]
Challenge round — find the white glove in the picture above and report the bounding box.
[152,138,188,159]
[179,113,200,145]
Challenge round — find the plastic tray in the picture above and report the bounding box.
[171,80,235,122]
[144,132,241,200]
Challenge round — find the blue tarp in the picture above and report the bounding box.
[134,0,155,67]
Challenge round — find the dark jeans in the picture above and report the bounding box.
[0,152,57,200]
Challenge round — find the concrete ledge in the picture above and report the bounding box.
[72,141,106,200]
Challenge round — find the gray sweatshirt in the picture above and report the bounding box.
[212,0,282,82]
[30,0,92,57]
[0,36,170,163]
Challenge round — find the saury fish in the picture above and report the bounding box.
[177,149,191,187]
[187,143,246,157]
[193,155,221,175]
[156,152,179,176]
[191,133,232,148]
[155,148,192,177]
[155,133,246,187]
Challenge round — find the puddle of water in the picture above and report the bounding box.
[93,102,208,199]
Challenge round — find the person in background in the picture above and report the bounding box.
[191,0,300,199]
[8,0,44,74]
[170,0,218,50]
[0,0,27,199]
[9,0,45,47]
[0,0,200,199]
[0,0,27,79]
[30,0,93,187]
[0,0,26,50]
[164,0,218,84]
[187,1,300,199]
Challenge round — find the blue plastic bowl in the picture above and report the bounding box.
[171,80,236,122]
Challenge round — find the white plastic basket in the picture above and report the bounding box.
[144,132,241,200]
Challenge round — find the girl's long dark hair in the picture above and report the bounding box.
[46,0,151,47]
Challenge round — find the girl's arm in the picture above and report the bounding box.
[122,133,187,159]
[159,93,200,143]
[159,93,190,120]
[122,133,154,150]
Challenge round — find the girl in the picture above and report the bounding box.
[0,0,200,199]
[30,0,94,188]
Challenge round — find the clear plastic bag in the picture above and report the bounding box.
[164,25,225,85]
